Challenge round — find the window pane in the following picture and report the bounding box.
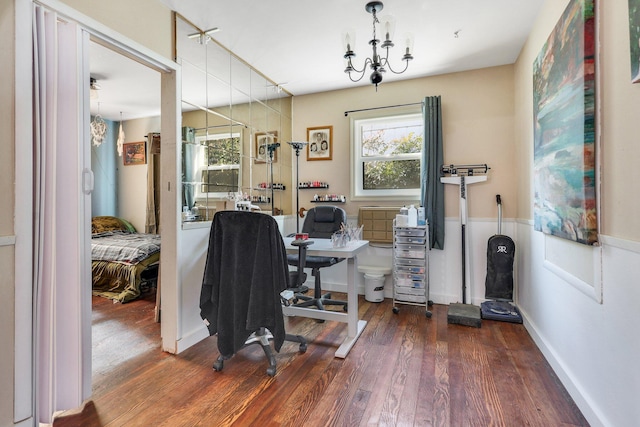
[361,122,422,157]
[201,169,239,193]
[363,159,421,190]
[206,136,240,165]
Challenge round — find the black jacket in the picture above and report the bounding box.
[200,211,288,357]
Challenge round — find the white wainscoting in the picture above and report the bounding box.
[517,222,640,427]
[320,217,516,305]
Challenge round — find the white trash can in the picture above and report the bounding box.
[364,273,385,302]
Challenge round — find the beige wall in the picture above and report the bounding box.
[60,0,172,59]
[120,116,162,232]
[0,4,15,238]
[599,3,640,240]
[0,0,16,425]
[292,65,516,220]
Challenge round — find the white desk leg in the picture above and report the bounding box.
[335,255,367,358]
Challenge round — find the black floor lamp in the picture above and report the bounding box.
[267,142,280,216]
[287,141,308,233]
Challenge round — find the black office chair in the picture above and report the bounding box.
[287,205,348,312]
[199,211,307,377]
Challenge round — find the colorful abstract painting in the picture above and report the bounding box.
[629,0,640,82]
[533,0,597,245]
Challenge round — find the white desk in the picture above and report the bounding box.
[282,237,369,358]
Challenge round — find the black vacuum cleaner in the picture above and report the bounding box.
[481,195,522,323]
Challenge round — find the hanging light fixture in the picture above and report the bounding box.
[91,114,107,147]
[343,1,414,90]
[90,77,100,99]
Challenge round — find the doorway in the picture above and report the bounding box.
[88,38,163,389]
[23,1,181,420]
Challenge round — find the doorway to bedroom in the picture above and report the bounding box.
[89,38,163,389]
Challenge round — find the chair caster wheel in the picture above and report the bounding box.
[213,360,223,371]
[426,311,432,318]
[266,366,276,377]
[299,343,307,352]
[392,307,399,314]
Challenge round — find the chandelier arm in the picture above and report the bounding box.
[382,47,411,75]
[346,57,374,82]
[347,70,367,83]
[347,56,369,74]
[385,59,410,75]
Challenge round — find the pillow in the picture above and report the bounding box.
[91,216,136,234]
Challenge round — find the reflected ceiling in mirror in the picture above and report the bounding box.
[176,15,291,112]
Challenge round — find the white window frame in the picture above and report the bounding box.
[194,132,241,200]
[350,111,423,201]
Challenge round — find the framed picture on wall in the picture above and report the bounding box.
[532,0,597,245]
[307,126,332,161]
[254,131,278,163]
[123,141,147,166]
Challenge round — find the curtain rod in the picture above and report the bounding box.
[344,102,423,117]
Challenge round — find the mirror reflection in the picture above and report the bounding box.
[176,15,292,223]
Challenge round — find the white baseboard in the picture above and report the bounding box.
[519,307,607,427]
[175,325,210,354]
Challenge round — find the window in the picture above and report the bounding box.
[194,133,241,199]
[351,112,423,200]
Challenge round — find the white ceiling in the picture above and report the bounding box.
[89,42,162,121]
[90,0,544,121]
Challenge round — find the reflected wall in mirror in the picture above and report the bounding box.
[176,15,293,223]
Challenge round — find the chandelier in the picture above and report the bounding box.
[343,1,414,89]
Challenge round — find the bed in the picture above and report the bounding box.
[91,216,161,303]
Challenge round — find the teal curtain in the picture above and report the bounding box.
[421,96,445,249]
[90,117,118,217]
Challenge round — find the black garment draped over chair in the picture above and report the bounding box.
[200,210,306,376]
[287,205,348,311]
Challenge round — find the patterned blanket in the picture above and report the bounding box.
[91,231,161,265]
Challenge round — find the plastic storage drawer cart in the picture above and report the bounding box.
[392,221,432,317]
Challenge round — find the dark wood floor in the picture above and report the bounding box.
[54,291,589,427]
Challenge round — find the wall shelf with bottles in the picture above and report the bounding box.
[254,182,286,191]
[250,195,271,204]
[311,194,346,203]
[298,181,329,189]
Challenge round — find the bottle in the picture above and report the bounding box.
[407,205,418,227]
[417,206,426,226]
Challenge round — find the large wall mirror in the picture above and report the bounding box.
[176,15,292,223]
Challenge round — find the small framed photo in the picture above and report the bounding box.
[123,141,146,166]
[255,131,278,163]
[307,126,332,161]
